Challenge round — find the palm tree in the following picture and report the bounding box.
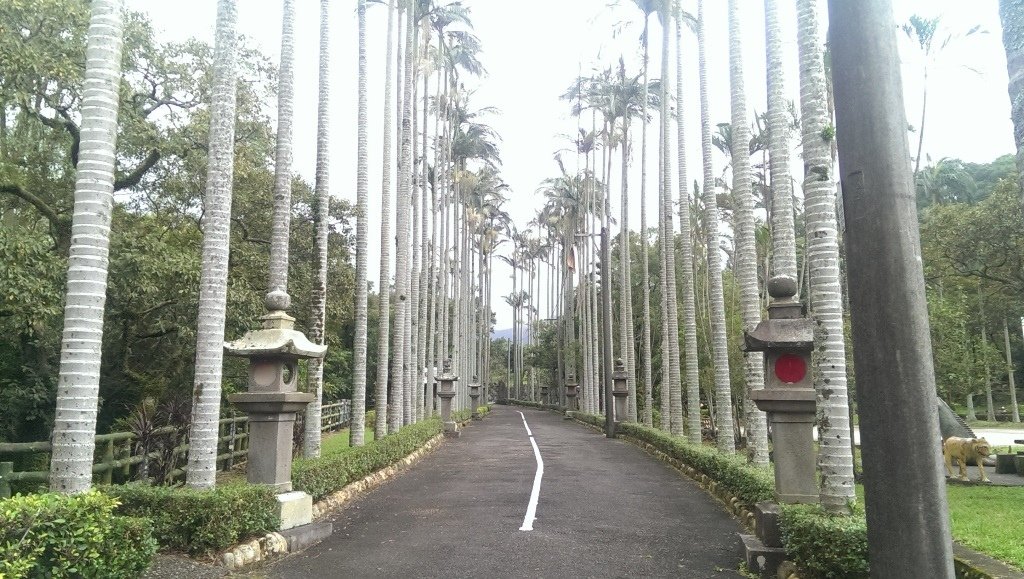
[656,1,684,438]
[631,0,657,430]
[1000,0,1024,197]
[267,0,295,311]
[305,0,333,457]
[186,0,239,488]
[698,0,735,453]
[351,0,370,445]
[796,0,856,510]
[763,0,797,282]
[674,3,701,444]
[374,0,397,439]
[49,0,127,494]
[391,0,414,432]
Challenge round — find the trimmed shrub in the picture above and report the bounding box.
[779,504,869,579]
[0,490,156,578]
[105,483,279,555]
[614,421,775,506]
[293,418,443,501]
[509,400,557,411]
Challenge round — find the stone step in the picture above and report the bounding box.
[741,534,787,579]
[280,521,333,553]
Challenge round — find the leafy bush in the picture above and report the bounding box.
[105,483,279,555]
[508,399,554,410]
[0,490,156,578]
[779,504,869,579]
[293,418,443,501]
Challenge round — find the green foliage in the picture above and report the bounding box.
[293,418,443,501]
[0,490,156,578]
[508,399,551,410]
[779,504,869,579]
[613,420,774,505]
[104,483,278,555]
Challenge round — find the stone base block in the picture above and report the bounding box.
[443,421,460,437]
[742,534,787,579]
[277,491,313,531]
[280,521,333,552]
[754,502,783,548]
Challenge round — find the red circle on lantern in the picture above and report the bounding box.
[775,353,807,383]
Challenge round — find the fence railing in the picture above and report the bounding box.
[0,400,352,498]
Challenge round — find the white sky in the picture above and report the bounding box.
[126,0,1016,330]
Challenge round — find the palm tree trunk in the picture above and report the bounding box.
[1000,0,1024,200]
[797,0,856,507]
[267,0,295,308]
[699,0,735,453]
[660,9,684,437]
[620,121,641,424]
[1003,318,1020,422]
[409,30,421,424]
[350,0,369,445]
[374,0,397,439]
[389,1,412,433]
[674,10,701,444]
[639,17,655,428]
[185,0,239,488]
[728,0,767,461]
[49,0,126,494]
[306,0,333,456]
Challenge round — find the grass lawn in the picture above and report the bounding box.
[967,420,1024,430]
[855,484,1024,570]
[320,427,375,457]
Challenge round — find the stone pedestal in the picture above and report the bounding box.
[437,360,459,436]
[276,490,313,530]
[565,379,579,412]
[225,309,326,493]
[751,388,818,503]
[540,385,549,405]
[611,359,628,423]
[469,382,481,420]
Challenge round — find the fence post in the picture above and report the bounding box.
[0,461,12,498]
[226,419,237,471]
[102,439,114,485]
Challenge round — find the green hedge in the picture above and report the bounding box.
[293,417,443,501]
[104,483,279,555]
[508,399,556,410]
[0,491,156,578]
[779,504,869,579]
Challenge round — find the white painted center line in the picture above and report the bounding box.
[517,411,544,532]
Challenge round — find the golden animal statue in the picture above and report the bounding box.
[942,437,991,483]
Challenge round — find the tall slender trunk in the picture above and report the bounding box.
[267,0,295,308]
[374,0,397,439]
[1000,0,1024,200]
[660,11,683,437]
[639,17,655,428]
[350,0,369,445]
[674,10,701,444]
[620,119,641,424]
[389,2,412,433]
[49,0,126,494]
[699,0,735,453]
[728,0,767,461]
[1004,318,1021,422]
[797,0,855,507]
[980,288,995,421]
[185,0,238,488]
[306,0,333,456]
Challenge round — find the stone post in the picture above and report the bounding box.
[469,377,481,420]
[565,375,579,412]
[612,359,628,425]
[226,309,326,530]
[745,277,818,504]
[437,359,459,436]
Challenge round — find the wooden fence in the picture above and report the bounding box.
[0,400,351,498]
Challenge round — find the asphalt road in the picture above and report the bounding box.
[255,405,744,578]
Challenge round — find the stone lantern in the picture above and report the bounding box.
[539,384,549,404]
[437,359,459,436]
[612,359,628,424]
[744,276,817,504]
[565,373,579,412]
[226,304,326,530]
[469,377,481,420]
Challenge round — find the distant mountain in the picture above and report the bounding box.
[491,327,531,341]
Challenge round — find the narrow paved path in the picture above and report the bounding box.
[257,405,743,578]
